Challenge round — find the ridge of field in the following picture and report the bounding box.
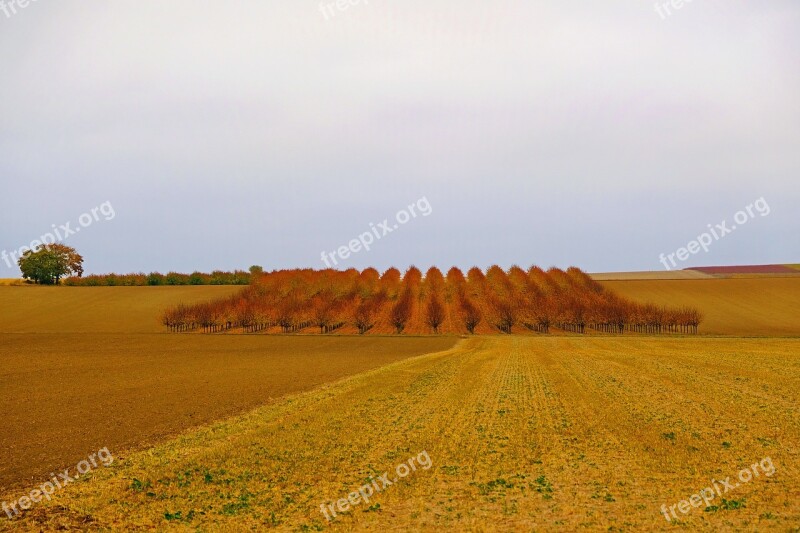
[710,273,800,279]
[600,277,800,336]
[688,264,798,275]
[0,334,457,491]
[589,271,713,281]
[0,286,241,333]
[5,336,798,531]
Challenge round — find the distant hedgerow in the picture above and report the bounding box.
[63,270,251,287]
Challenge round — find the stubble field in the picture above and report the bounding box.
[600,277,800,336]
[4,336,799,531]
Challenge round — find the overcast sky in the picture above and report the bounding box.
[1,1,798,274]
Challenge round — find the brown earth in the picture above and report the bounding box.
[0,286,242,334]
[0,332,456,492]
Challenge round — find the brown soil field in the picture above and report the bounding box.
[4,336,798,531]
[600,277,800,336]
[0,331,455,491]
[0,286,242,333]
[0,287,450,496]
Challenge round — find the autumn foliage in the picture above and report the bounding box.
[162,266,702,335]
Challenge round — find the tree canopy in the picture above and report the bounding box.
[18,244,84,285]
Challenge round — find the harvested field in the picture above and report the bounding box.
[5,336,798,531]
[0,286,241,334]
[600,277,800,336]
[0,333,456,491]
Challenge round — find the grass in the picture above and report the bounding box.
[4,336,798,531]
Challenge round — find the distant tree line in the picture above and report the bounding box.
[161,266,703,335]
[63,269,257,286]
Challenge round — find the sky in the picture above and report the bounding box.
[1,0,798,275]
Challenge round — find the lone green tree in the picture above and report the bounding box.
[18,244,84,285]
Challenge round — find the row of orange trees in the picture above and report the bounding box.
[162,266,702,335]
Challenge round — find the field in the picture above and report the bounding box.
[601,278,800,336]
[688,265,799,275]
[0,285,455,491]
[590,271,714,281]
[0,334,455,491]
[3,336,799,531]
[0,285,242,333]
[1,279,799,531]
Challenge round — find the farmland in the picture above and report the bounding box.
[601,277,800,336]
[4,335,799,531]
[1,277,799,530]
[0,285,456,491]
[0,285,241,333]
[0,333,456,493]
